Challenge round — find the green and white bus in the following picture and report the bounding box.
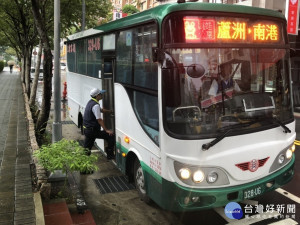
[66,2,296,211]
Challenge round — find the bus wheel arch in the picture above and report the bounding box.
[125,152,136,183]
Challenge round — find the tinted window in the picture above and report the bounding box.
[67,42,76,72]
[77,39,86,74]
[116,30,133,84]
[133,24,158,90]
[87,36,101,78]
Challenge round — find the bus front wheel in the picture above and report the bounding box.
[134,159,151,203]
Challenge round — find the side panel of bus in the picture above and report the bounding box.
[67,72,103,128]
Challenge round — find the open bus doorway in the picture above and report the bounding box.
[102,58,115,132]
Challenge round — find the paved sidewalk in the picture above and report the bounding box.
[0,69,36,224]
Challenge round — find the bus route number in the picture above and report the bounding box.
[244,186,262,199]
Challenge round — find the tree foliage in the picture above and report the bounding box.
[122,4,139,15]
[61,0,113,35]
[0,0,38,96]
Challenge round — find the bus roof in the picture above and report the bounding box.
[93,2,285,32]
[67,2,286,40]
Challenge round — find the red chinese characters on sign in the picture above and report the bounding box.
[287,0,300,35]
[149,156,161,175]
[88,37,101,52]
[183,17,279,43]
[184,17,216,43]
[67,43,76,53]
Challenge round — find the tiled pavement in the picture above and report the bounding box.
[0,71,35,224]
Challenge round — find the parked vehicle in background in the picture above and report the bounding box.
[30,67,43,81]
[60,62,66,70]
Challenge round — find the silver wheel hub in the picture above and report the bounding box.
[136,166,146,194]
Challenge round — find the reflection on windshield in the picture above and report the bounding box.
[163,48,293,137]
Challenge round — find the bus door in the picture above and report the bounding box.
[102,58,115,131]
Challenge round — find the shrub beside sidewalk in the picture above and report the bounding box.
[34,139,98,175]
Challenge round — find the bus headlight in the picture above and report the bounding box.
[269,145,294,173]
[174,161,229,186]
[286,149,293,159]
[207,171,218,183]
[291,144,296,152]
[278,154,285,164]
[179,168,191,180]
[286,144,295,159]
[193,170,205,183]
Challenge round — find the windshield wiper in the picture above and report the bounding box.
[202,121,258,151]
[202,129,232,151]
[270,117,291,133]
[202,117,291,151]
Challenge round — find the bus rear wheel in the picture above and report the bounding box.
[134,159,151,203]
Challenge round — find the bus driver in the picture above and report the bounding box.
[208,63,241,103]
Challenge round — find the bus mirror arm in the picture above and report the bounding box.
[152,48,178,68]
[152,48,165,63]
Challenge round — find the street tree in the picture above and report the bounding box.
[0,0,38,96]
[30,0,113,137]
[122,4,139,15]
[0,0,113,137]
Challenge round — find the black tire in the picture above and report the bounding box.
[80,123,84,135]
[79,115,84,135]
[134,159,151,203]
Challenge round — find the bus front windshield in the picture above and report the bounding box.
[163,48,293,138]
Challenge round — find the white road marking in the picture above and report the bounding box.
[214,191,300,225]
[227,210,281,225]
[269,218,298,225]
[276,188,300,204]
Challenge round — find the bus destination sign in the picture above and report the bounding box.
[183,16,281,44]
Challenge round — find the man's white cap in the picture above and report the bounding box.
[90,88,106,97]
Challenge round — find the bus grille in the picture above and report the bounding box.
[235,157,269,171]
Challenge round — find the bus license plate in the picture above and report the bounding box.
[244,186,263,199]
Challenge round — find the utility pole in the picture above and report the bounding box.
[82,0,86,31]
[53,0,62,143]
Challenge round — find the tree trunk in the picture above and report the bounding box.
[31,0,53,135]
[21,57,25,83]
[36,48,52,134]
[29,41,42,107]
[25,47,32,97]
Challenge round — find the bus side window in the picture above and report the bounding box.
[134,64,158,90]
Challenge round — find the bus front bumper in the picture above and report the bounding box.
[159,155,295,211]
